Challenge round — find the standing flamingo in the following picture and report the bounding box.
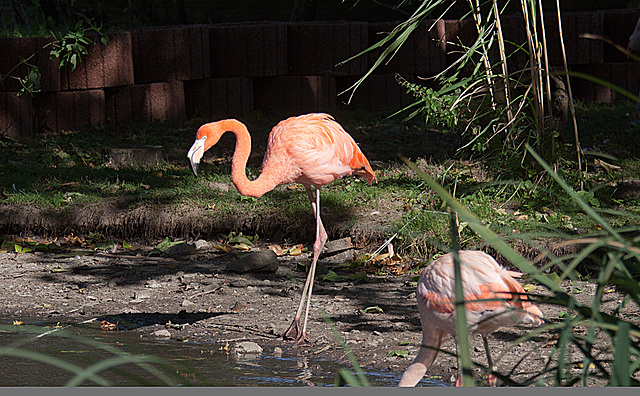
[398,250,544,387]
[187,113,377,343]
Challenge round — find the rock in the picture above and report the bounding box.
[132,291,152,300]
[181,299,195,307]
[165,242,197,257]
[152,329,171,338]
[234,341,263,354]
[226,250,278,273]
[323,237,353,255]
[273,347,283,357]
[194,239,209,250]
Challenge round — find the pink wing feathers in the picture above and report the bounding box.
[418,250,543,332]
[261,113,376,188]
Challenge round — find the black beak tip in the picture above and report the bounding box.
[191,163,199,177]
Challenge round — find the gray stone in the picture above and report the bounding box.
[234,341,263,354]
[194,239,209,250]
[165,242,197,257]
[323,237,353,255]
[181,299,195,307]
[226,250,278,274]
[152,329,171,338]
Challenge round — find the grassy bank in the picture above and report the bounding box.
[0,103,639,262]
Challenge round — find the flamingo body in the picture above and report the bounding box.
[399,250,543,387]
[187,113,376,342]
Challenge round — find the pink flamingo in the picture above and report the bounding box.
[398,250,544,387]
[187,113,377,343]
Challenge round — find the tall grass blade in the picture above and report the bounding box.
[611,321,631,387]
[449,213,474,386]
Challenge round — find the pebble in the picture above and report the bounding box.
[194,239,209,250]
[273,347,283,357]
[226,250,278,274]
[152,329,171,338]
[234,341,263,354]
[323,237,353,255]
[165,243,197,257]
[132,291,152,300]
[181,299,195,307]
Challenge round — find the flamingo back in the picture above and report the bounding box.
[260,113,377,188]
[417,250,543,335]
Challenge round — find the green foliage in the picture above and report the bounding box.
[395,74,462,130]
[49,18,109,71]
[1,8,108,96]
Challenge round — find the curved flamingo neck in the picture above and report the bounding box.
[205,120,277,198]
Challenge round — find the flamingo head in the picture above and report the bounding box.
[187,122,223,176]
[187,134,207,177]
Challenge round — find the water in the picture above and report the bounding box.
[0,322,448,387]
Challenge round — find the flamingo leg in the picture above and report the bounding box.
[283,186,327,343]
[482,335,497,387]
[399,326,446,386]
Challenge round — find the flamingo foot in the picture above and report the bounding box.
[487,374,497,387]
[282,318,312,344]
[282,318,301,341]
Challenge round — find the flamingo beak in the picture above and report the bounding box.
[187,136,207,177]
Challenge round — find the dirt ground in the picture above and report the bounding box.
[1,235,638,387]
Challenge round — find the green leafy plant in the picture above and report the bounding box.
[1,13,108,96]
[49,18,109,71]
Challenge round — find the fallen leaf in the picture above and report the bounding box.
[213,244,233,253]
[14,244,32,254]
[523,284,537,292]
[140,184,150,190]
[370,253,390,263]
[322,270,347,282]
[227,232,255,246]
[287,244,304,256]
[268,244,287,255]
[364,306,384,314]
[100,320,118,331]
[13,320,24,326]
[232,243,252,251]
[348,272,368,282]
[154,237,183,252]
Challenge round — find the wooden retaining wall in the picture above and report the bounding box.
[1,9,639,138]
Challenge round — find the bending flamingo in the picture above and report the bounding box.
[398,250,544,387]
[187,113,377,343]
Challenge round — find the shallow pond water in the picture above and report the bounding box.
[0,321,448,387]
